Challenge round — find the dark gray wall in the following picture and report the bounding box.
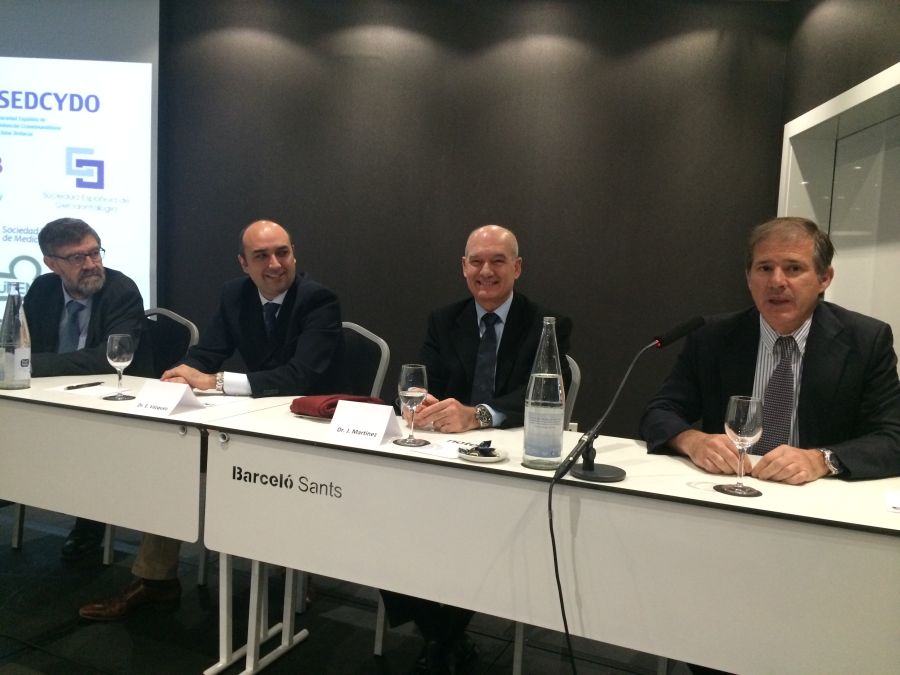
[159,0,792,436]
[784,0,900,121]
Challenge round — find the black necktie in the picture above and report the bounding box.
[264,302,279,338]
[754,336,797,455]
[470,313,499,405]
[58,301,85,353]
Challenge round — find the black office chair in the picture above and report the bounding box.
[143,307,200,376]
[564,354,581,431]
[341,321,390,398]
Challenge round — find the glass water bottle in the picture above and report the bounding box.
[522,316,565,469]
[0,282,31,389]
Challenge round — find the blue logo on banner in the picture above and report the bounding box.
[66,147,105,189]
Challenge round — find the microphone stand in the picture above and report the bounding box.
[553,340,657,483]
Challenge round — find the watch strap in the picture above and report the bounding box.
[474,404,492,428]
[820,449,841,476]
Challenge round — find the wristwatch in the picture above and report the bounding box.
[474,404,493,428]
[215,371,225,394]
[819,449,843,476]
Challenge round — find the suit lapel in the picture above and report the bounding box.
[452,301,479,388]
[719,309,759,397]
[40,277,63,353]
[35,277,65,353]
[798,303,846,445]
[271,279,300,357]
[238,281,268,367]
[84,280,107,347]
[494,293,526,393]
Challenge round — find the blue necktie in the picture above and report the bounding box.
[754,336,797,455]
[470,313,499,405]
[264,302,279,338]
[59,301,85,353]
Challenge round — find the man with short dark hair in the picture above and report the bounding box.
[640,216,900,483]
[24,217,149,560]
[78,219,346,621]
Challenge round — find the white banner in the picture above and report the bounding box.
[0,56,152,313]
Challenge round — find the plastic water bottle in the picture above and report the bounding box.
[0,282,31,389]
[522,316,565,469]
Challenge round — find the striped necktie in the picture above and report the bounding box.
[753,336,797,455]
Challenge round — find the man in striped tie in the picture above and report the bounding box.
[640,217,900,484]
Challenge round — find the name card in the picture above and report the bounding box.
[328,400,402,449]
[131,380,205,416]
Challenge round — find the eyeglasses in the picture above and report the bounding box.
[49,247,105,266]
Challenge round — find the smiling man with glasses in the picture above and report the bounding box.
[23,217,151,562]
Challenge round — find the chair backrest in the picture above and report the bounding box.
[144,308,200,378]
[342,321,390,398]
[564,354,581,427]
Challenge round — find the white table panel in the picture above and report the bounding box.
[206,404,900,533]
[204,410,900,675]
[0,376,288,542]
[1,398,202,541]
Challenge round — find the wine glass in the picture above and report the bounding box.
[103,334,136,401]
[714,395,763,497]
[394,364,430,447]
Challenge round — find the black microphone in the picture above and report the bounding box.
[653,316,705,349]
[554,316,705,483]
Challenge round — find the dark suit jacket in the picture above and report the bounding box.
[639,302,900,480]
[23,268,152,377]
[182,272,345,397]
[420,292,572,428]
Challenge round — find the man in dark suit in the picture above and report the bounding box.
[24,217,149,560]
[383,224,572,674]
[160,220,345,396]
[79,219,346,621]
[641,217,900,484]
[414,224,571,433]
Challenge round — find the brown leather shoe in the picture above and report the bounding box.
[79,578,181,621]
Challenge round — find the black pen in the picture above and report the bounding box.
[65,381,103,390]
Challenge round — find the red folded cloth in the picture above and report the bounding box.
[290,394,385,419]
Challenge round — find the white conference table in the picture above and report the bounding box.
[0,376,285,546]
[203,402,900,675]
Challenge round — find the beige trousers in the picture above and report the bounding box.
[132,533,181,580]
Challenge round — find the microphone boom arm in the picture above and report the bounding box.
[552,316,705,483]
[553,340,657,481]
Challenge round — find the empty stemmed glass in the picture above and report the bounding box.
[103,334,136,401]
[394,363,430,447]
[714,395,763,497]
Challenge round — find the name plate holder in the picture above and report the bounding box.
[131,380,205,416]
[328,400,402,449]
